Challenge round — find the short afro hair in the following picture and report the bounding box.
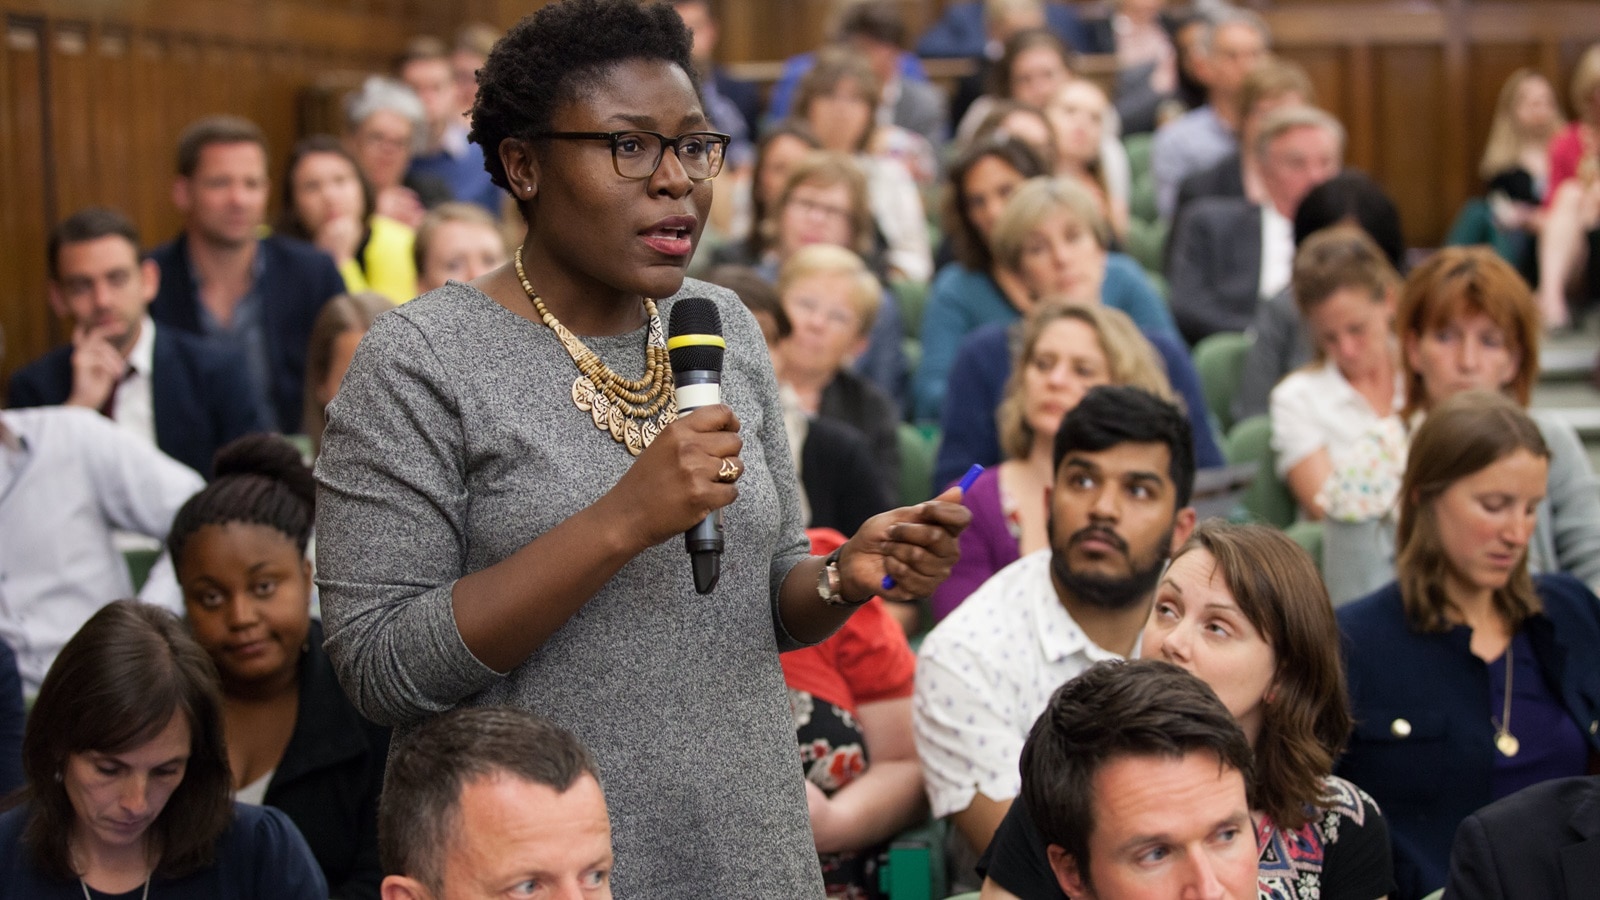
[468,0,698,194]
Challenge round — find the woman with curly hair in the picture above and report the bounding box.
[312,1,968,896]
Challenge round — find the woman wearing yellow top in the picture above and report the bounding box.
[278,135,418,304]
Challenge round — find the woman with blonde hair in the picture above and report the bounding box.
[930,176,1222,486]
[929,302,1174,620]
[1338,391,1600,899]
[1537,45,1600,326]
[1470,69,1565,279]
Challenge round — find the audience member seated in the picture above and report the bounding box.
[995,175,1178,337]
[150,116,346,433]
[969,100,1061,172]
[1003,658,1260,899]
[0,600,326,897]
[303,293,393,455]
[1536,45,1600,328]
[930,175,1221,486]
[1233,170,1407,422]
[6,207,267,476]
[1045,78,1130,241]
[784,526,925,898]
[746,152,906,404]
[1171,56,1313,235]
[449,24,498,132]
[914,137,1051,421]
[838,1,949,148]
[1337,391,1600,900]
[709,121,822,266]
[169,435,388,899]
[776,245,901,488]
[766,15,933,126]
[1270,226,1403,521]
[376,707,613,899]
[412,202,509,294]
[709,265,891,535]
[790,46,935,281]
[398,36,501,214]
[935,0,1049,133]
[980,522,1395,899]
[1321,247,1600,604]
[1150,6,1269,220]
[930,303,1175,621]
[667,0,754,168]
[343,76,446,229]
[914,386,1196,859]
[0,396,201,694]
[1445,774,1600,900]
[1095,0,1180,136]
[953,27,1076,149]
[1460,69,1565,283]
[1167,105,1344,345]
[277,135,417,304]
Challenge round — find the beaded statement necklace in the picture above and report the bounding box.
[514,248,677,455]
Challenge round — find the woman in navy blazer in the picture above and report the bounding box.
[1337,391,1600,900]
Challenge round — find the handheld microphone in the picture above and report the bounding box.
[667,297,726,595]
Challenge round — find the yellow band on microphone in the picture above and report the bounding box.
[666,334,727,350]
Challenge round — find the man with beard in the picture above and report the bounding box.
[913,385,1196,860]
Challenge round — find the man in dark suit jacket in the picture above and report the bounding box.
[149,115,345,433]
[1166,105,1343,345]
[1445,776,1600,899]
[6,207,268,476]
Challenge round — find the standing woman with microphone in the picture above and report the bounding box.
[312,2,968,898]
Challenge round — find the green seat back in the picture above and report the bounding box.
[1223,415,1297,528]
[878,818,949,899]
[1124,132,1158,224]
[898,423,940,508]
[123,548,161,593]
[893,278,932,341]
[1192,331,1253,434]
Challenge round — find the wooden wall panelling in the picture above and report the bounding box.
[46,20,95,220]
[1375,45,1447,247]
[91,26,139,217]
[0,17,51,381]
[131,30,180,243]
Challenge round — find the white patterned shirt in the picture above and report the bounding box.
[913,549,1128,817]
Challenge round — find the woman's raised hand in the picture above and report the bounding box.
[604,405,743,552]
[839,484,971,603]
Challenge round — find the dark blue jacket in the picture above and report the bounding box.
[148,233,344,434]
[1337,575,1600,900]
[5,326,269,477]
[1445,775,1600,900]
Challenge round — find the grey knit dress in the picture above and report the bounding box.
[314,279,825,897]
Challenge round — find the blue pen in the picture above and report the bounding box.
[882,463,984,592]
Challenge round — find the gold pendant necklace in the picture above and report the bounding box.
[514,248,676,455]
[1493,639,1520,757]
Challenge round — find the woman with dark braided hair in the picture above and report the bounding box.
[169,435,388,900]
[313,1,968,896]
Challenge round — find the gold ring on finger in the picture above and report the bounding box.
[717,457,742,483]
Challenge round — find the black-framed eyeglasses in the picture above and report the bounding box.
[533,130,731,181]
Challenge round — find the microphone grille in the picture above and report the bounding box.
[668,297,724,373]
